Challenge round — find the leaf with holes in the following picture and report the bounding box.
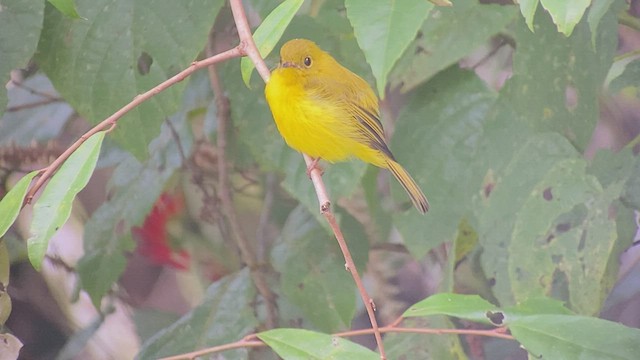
[505,7,617,150]
[37,0,223,159]
[477,134,580,306]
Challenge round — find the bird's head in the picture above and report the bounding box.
[278,39,332,75]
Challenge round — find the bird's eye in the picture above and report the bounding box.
[304,56,312,67]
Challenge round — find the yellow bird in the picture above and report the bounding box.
[265,39,429,213]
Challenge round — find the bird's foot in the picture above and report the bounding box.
[306,158,324,178]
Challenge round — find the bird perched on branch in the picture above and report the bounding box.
[265,38,429,213]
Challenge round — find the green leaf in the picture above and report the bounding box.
[28,132,104,270]
[502,297,574,320]
[609,59,640,95]
[587,0,622,47]
[507,159,600,301]
[403,293,499,325]
[0,171,38,239]
[76,205,135,309]
[477,132,628,314]
[0,0,44,116]
[258,329,379,360]
[539,0,591,36]
[392,68,496,258]
[588,148,636,189]
[345,0,433,96]
[623,155,640,210]
[518,0,540,31]
[384,317,467,360]
[133,309,180,344]
[47,0,83,19]
[390,0,518,93]
[270,206,356,332]
[36,0,223,159]
[241,0,304,86]
[508,314,640,359]
[138,270,258,360]
[0,241,11,325]
[78,113,192,307]
[506,7,617,151]
[477,134,580,306]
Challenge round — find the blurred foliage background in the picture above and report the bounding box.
[2,0,640,359]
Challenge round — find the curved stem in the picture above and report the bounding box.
[159,339,265,360]
[23,47,243,206]
[161,323,514,360]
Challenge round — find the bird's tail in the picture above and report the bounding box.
[386,160,429,213]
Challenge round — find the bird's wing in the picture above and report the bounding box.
[307,74,394,159]
[351,105,394,159]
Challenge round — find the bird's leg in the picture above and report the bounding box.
[306,157,324,178]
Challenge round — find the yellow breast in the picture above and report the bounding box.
[265,68,375,163]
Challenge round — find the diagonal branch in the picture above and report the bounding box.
[158,321,514,360]
[228,0,385,357]
[23,47,244,206]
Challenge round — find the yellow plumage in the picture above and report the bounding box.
[265,39,429,213]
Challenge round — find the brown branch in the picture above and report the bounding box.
[159,339,265,360]
[337,325,515,341]
[228,0,385,356]
[205,42,278,329]
[229,0,272,83]
[160,322,514,360]
[6,98,62,112]
[319,200,386,359]
[255,173,277,262]
[23,47,243,206]
[10,79,60,100]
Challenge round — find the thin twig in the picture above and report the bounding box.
[160,322,514,360]
[320,201,386,359]
[206,43,278,329]
[164,117,188,163]
[159,339,265,360]
[6,98,62,112]
[229,0,272,83]
[23,47,243,206]
[10,79,60,100]
[337,325,515,341]
[303,152,386,358]
[256,173,277,262]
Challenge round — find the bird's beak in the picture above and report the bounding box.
[281,61,297,68]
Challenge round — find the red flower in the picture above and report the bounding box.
[132,192,190,270]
